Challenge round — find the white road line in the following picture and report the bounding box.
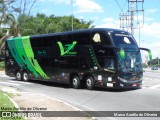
[0,82,21,86]
[149,85,160,89]
[0,75,7,77]
[9,81,31,84]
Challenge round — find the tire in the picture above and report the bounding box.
[22,71,29,82]
[71,75,81,89]
[85,76,94,90]
[15,71,22,81]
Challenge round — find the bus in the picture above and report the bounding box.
[5,28,152,90]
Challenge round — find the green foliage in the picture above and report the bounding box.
[0,91,24,120]
[0,61,5,69]
[148,57,160,67]
[20,14,94,36]
[142,63,148,68]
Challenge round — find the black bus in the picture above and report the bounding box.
[5,28,152,89]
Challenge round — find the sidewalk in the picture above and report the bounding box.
[0,70,5,74]
[0,74,94,120]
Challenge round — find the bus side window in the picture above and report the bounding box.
[43,36,56,47]
[30,37,43,48]
[91,32,111,45]
[79,58,89,69]
[73,33,90,45]
[56,34,72,44]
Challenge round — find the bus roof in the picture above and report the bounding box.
[30,28,129,39]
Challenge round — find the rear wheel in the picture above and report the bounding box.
[71,75,81,89]
[15,71,22,81]
[22,72,29,82]
[86,76,94,90]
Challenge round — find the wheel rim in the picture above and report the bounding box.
[23,73,28,81]
[86,78,92,87]
[73,78,78,86]
[16,72,21,80]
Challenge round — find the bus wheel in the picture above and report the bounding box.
[22,72,29,82]
[15,71,22,81]
[85,76,94,90]
[71,75,81,89]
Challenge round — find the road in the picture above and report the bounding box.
[0,70,160,120]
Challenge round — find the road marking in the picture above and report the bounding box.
[0,82,21,86]
[149,85,160,89]
[0,75,8,77]
[9,81,31,84]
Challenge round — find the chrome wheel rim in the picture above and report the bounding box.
[86,78,92,87]
[73,78,78,86]
[23,73,28,81]
[16,72,21,80]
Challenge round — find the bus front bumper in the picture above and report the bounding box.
[94,77,143,89]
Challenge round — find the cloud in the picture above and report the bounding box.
[146,9,158,14]
[141,22,160,38]
[38,0,70,4]
[38,0,103,13]
[74,0,104,13]
[96,17,119,28]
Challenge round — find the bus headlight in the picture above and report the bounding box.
[118,77,127,83]
[98,75,102,80]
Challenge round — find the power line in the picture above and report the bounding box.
[115,0,123,11]
[115,0,128,12]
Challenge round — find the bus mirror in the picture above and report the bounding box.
[139,48,152,60]
[120,48,125,59]
[148,51,152,60]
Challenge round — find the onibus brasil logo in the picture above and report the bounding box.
[57,41,77,56]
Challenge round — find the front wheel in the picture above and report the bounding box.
[71,75,81,89]
[22,72,29,82]
[15,71,22,81]
[85,76,94,90]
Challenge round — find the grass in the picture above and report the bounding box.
[0,91,24,120]
[0,91,15,110]
[0,61,4,70]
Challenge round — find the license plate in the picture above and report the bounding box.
[132,84,137,87]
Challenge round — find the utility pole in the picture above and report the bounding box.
[120,13,128,31]
[119,0,144,37]
[130,1,134,36]
[71,0,74,31]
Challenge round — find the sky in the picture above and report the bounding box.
[36,0,160,60]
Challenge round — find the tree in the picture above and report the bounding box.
[0,0,37,61]
[19,14,94,36]
[148,57,160,67]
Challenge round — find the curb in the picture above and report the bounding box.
[1,91,28,120]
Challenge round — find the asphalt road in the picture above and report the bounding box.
[0,70,160,120]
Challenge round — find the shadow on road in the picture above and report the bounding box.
[9,78,141,92]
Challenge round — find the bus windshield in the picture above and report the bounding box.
[117,52,142,73]
[110,31,138,48]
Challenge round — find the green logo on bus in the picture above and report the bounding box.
[57,41,77,56]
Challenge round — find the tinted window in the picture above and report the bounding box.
[110,31,137,47]
[91,32,111,45]
[56,34,72,44]
[73,32,90,45]
[30,37,43,48]
[43,36,57,47]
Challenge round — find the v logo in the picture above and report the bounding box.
[57,41,77,56]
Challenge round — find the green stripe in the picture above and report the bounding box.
[7,38,26,69]
[22,36,49,79]
[14,37,39,78]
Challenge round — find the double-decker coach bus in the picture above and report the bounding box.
[5,28,152,89]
